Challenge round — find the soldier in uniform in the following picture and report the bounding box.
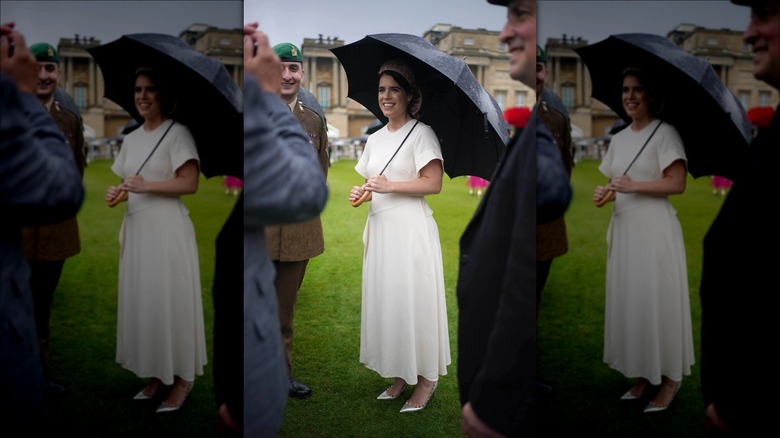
[265,42,329,399]
[535,44,573,305]
[23,42,86,395]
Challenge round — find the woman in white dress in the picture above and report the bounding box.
[106,68,206,413]
[593,67,694,413]
[349,59,450,413]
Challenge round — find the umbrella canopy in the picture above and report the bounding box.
[364,118,385,135]
[87,33,242,178]
[297,86,325,120]
[331,33,508,181]
[575,33,751,180]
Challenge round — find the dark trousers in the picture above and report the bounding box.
[28,259,65,374]
[273,259,309,375]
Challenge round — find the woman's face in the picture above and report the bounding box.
[621,74,650,121]
[378,73,411,120]
[134,74,162,121]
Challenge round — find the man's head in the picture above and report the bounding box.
[731,0,780,89]
[490,0,536,87]
[273,42,304,104]
[536,44,547,96]
[29,42,59,102]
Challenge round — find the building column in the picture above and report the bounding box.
[332,58,339,109]
[576,57,583,106]
[67,57,74,94]
[89,57,95,107]
[553,57,560,95]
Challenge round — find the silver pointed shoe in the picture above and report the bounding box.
[400,381,437,413]
[377,383,407,400]
[156,380,194,413]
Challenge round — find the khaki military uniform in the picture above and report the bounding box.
[264,99,328,372]
[537,96,572,261]
[265,100,329,261]
[23,100,85,261]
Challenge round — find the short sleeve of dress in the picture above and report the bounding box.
[169,123,200,172]
[656,123,687,171]
[355,138,370,179]
[111,139,127,179]
[412,123,443,174]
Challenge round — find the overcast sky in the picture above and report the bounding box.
[0,1,242,47]
[246,0,508,48]
[538,1,751,46]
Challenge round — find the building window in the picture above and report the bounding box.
[498,42,507,52]
[464,37,474,46]
[739,90,750,108]
[562,85,575,109]
[707,37,718,46]
[74,84,87,108]
[318,85,331,110]
[220,37,231,46]
[495,90,507,110]
[741,43,751,52]
[515,93,526,107]
[759,91,770,106]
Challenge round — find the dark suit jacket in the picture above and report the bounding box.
[457,110,570,437]
[242,76,328,436]
[700,105,779,434]
[0,74,84,424]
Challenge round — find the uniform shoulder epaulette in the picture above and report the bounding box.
[299,101,326,125]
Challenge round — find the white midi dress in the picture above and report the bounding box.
[599,120,695,385]
[356,119,451,385]
[112,120,207,384]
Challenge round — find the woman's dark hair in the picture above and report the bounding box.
[134,67,177,118]
[622,66,665,117]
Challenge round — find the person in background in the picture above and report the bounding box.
[458,1,571,436]
[22,42,85,396]
[265,42,329,399]
[1,22,84,425]
[242,23,328,435]
[703,1,780,434]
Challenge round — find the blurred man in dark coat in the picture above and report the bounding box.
[22,42,85,395]
[702,1,780,434]
[241,24,328,436]
[457,1,571,436]
[1,23,84,425]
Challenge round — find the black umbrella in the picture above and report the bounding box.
[364,119,384,135]
[331,33,508,181]
[87,33,242,179]
[121,119,140,135]
[297,86,325,120]
[575,33,751,180]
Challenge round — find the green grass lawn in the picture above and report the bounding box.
[42,158,724,436]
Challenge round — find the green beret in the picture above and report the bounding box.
[273,42,302,63]
[29,42,59,62]
[537,45,547,63]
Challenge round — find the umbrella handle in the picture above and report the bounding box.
[350,190,371,208]
[594,189,615,208]
[106,190,128,208]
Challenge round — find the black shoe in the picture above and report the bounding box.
[289,377,312,399]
